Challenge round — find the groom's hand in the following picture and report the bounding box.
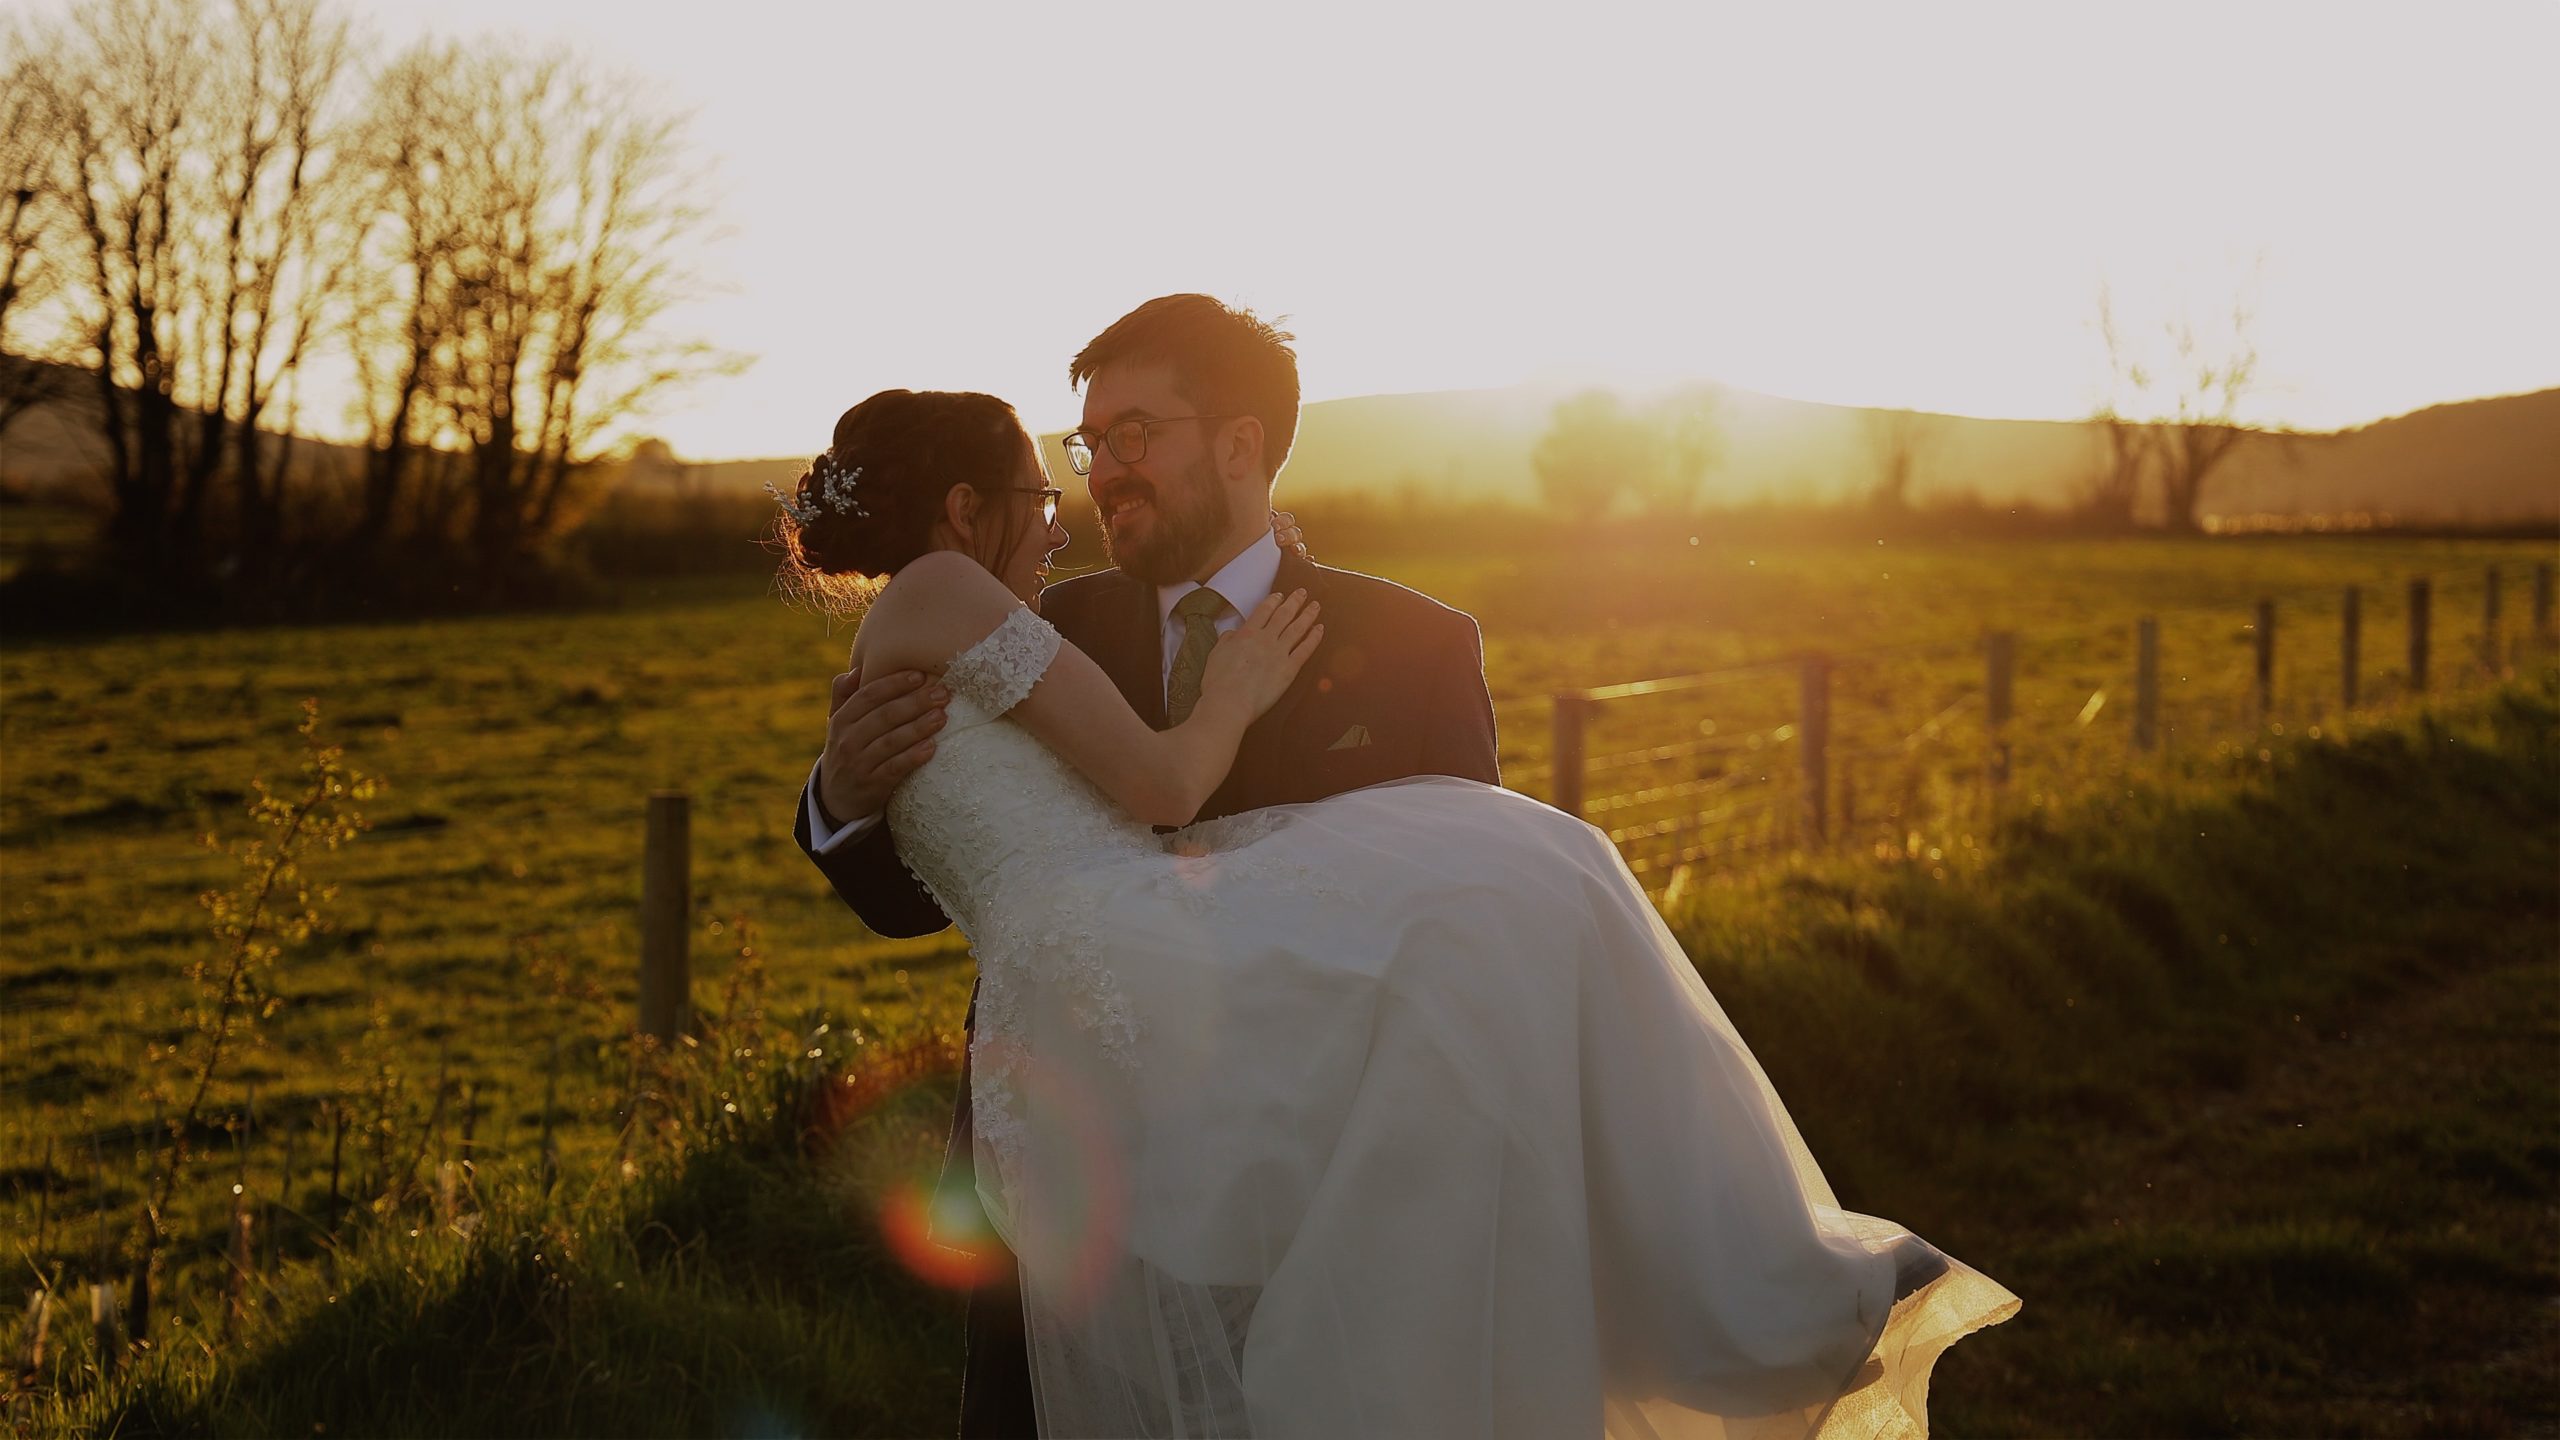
[819,666,948,825]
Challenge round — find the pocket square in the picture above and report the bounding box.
[1327,724,1374,751]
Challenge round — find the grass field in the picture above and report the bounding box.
[3,523,2555,1433]
[17,659,2556,1439]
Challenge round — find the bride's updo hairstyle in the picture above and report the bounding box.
[776,388,1032,608]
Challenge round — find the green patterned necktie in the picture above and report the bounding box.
[1164,588,1229,725]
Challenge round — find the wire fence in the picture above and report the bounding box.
[5,555,2554,1378]
[1532,560,2556,893]
[7,560,2552,1049]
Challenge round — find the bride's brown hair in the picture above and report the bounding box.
[777,389,1034,602]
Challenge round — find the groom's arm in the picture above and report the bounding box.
[794,769,951,938]
[1419,609,1501,787]
[794,665,953,939]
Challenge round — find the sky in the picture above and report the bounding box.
[29,0,2560,459]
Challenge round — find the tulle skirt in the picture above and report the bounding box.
[965,777,2016,1439]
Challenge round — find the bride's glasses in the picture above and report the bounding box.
[1014,486,1064,525]
[1061,415,1243,476]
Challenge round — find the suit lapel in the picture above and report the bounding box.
[1252,551,1330,743]
[1200,554,1331,818]
[1093,573,1168,729]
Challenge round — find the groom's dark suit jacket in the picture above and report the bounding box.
[792,549,1499,1438]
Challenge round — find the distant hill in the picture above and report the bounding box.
[8,353,2553,525]
[0,355,366,495]
[2213,389,2560,524]
[677,382,2557,526]
[0,358,116,491]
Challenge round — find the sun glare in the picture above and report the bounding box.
[17,0,2557,455]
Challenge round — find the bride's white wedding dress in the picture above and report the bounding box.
[891,609,2017,1439]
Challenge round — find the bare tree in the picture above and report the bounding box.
[1532,390,1639,523]
[2154,298,2259,532]
[1531,389,1730,524]
[31,0,218,560]
[1862,407,1934,514]
[16,2,731,598]
[1626,387,1722,520]
[343,39,472,552]
[2088,274,2263,532]
[2076,285,2156,530]
[188,0,360,558]
[2079,411,2153,531]
[0,32,80,451]
[348,41,734,574]
[32,0,360,567]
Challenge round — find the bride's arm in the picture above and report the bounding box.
[859,552,1319,827]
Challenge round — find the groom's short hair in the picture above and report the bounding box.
[1071,294,1301,481]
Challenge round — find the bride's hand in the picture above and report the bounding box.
[1270,509,1309,560]
[1202,589,1322,719]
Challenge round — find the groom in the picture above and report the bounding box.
[794,293,1500,1437]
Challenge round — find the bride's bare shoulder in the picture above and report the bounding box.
[858,552,1024,677]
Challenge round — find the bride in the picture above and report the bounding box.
[777,390,2017,1439]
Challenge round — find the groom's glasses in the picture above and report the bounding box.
[1061,415,1243,476]
[1014,486,1064,525]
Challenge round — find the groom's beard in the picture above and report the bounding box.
[1102,454,1234,586]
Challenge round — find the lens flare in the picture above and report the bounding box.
[972,1041,1134,1321]
[880,1174,1011,1291]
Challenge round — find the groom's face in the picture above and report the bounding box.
[1079,362,1233,586]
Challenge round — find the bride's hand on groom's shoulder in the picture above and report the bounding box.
[1271,509,1309,561]
[1203,590,1322,720]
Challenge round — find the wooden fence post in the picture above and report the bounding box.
[17,1289,47,1378]
[2134,617,2159,751]
[88,1283,117,1379]
[35,1136,50,1267]
[459,1082,479,1189]
[270,1125,294,1279]
[1798,655,1831,846]
[20,1136,53,1367]
[2253,599,2276,721]
[2535,562,2553,645]
[1552,694,1590,822]
[224,1107,248,1337]
[540,1036,561,1198]
[2481,565,2502,671]
[2340,587,2361,710]
[125,1225,149,1344]
[87,1136,114,1374]
[2408,578,2432,693]
[1985,632,2015,787]
[640,792,691,1044]
[325,1101,344,1245]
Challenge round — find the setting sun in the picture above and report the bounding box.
[13,0,2533,459]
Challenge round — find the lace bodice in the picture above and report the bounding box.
[889,606,1345,1167]
[887,608,1164,1111]
[887,607,1163,936]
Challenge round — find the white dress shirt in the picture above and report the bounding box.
[807,531,1285,855]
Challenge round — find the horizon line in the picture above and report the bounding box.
[669,379,2560,468]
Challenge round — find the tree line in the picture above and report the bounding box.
[1528,283,2268,533]
[0,0,730,608]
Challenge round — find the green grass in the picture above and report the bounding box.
[29,1050,974,1437]
[1668,683,2560,1436]
[3,528,2555,1434]
[21,661,2554,1439]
